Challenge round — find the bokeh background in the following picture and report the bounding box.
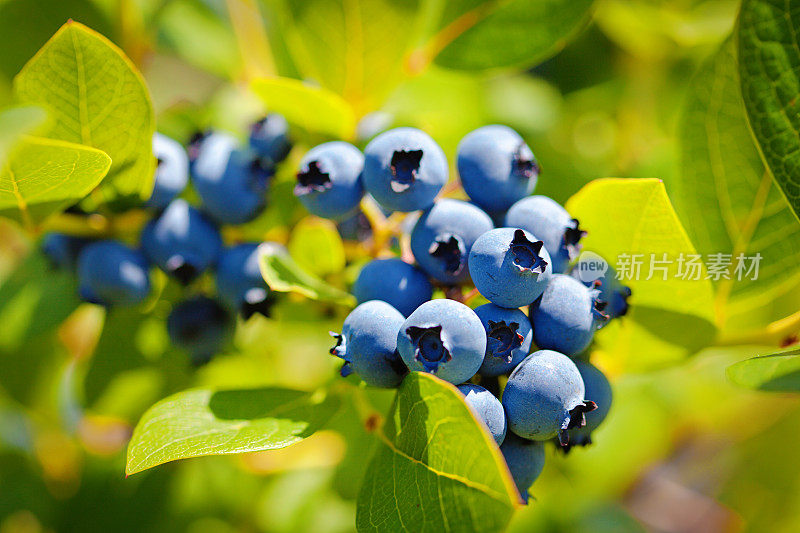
[1,0,800,532]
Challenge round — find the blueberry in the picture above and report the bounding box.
[500,433,545,502]
[77,240,151,306]
[141,199,222,284]
[167,296,232,366]
[561,361,613,451]
[570,257,632,319]
[362,127,448,212]
[249,114,291,164]
[191,132,273,224]
[147,133,189,210]
[396,299,486,385]
[468,227,552,309]
[295,141,364,220]
[529,274,609,356]
[215,243,273,319]
[457,125,539,214]
[457,384,507,445]
[330,300,407,388]
[410,199,494,285]
[352,258,432,317]
[42,233,93,272]
[474,304,532,377]
[502,350,596,444]
[504,196,585,273]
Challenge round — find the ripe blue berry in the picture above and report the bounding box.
[570,257,632,319]
[504,196,585,273]
[191,132,272,224]
[457,384,507,445]
[457,125,539,214]
[500,433,545,502]
[352,258,432,317]
[147,133,189,210]
[141,199,222,284]
[396,299,486,385]
[167,296,232,366]
[474,303,532,377]
[216,243,272,318]
[529,274,609,356]
[42,233,92,272]
[330,300,407,388]
[77,240,151,306]
[468,228,552,309]
[410,199,494,284]
[295,141,364,220]
[502,350,596,444]
[363,127,448,212]
[562,361,613,450]
[249,114,291,164]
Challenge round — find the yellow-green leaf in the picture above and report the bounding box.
[0,105,47,165]
[357,372,520,532]
[0,136,111,228]
[727,348,800,392]
[566,178,717,371]
[251,77,356,139]
[288,216,346,277]
[13,21,155,203]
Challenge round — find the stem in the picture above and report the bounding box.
[716,309,800,347]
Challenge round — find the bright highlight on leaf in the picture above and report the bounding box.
[357,372,521,533]
[126,387,340,475]
[0,136,111,228]
[566,178,717,371]
[288,217,347,277]
[0,105,47,165]
[727,348,800,392]
[251,77,356,139]
[258,242,356,306]
[738,0,800,222]
[13,21,155,203]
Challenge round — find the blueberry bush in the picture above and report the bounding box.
[1,1,800,532]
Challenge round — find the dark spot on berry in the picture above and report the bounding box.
[166,256,199,285]
[486,320,524,362]
[429,234,465,275]
[512,144,539,180]
[405,325,452,372]
[389,149,423,192]
[295,161,332,195]
[562,219,586,260]
[509,230,548,274]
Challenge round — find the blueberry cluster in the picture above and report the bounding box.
[42,115,292,365]
[305,125,631,500]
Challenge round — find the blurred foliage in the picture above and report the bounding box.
[1,0,799,532]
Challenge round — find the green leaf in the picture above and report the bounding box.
[261,0,421,109]
[357,372,520,532]
[0,136,111,227]
[566,178,717,371]
[738,0,800,222]
[13,21,155,203]
[727,348,800,392]
[258,242,356,306]
[430,0,594,71]
[0,105,47,165]
[126,387,340,475]
[288,217,346,277]
[251,77,356,139]
[674,40,800,327]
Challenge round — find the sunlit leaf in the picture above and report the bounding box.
[0,105,47,165]
[288,217,346,277]
[0,136,111,227]
[566,178,717,371]
[727,348,800,392]
[738,0,800,222]
[126,386,340,475]
[14,21,155,203]
[258,242,356,306]
[357,372,520,532]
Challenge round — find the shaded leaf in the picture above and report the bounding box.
[288,217,346,277]
[0,105,47,165]
[0,136,111,227]
[566,178,717,371]
[430,0,594,71]
[674,40,800,324]
[258,242,356,306]
[14,21,155,203]
[251,77,356,139]
[727,348,800,392]
[738,0,800,221]
[126,386,340,475]
[356,372,520,532]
